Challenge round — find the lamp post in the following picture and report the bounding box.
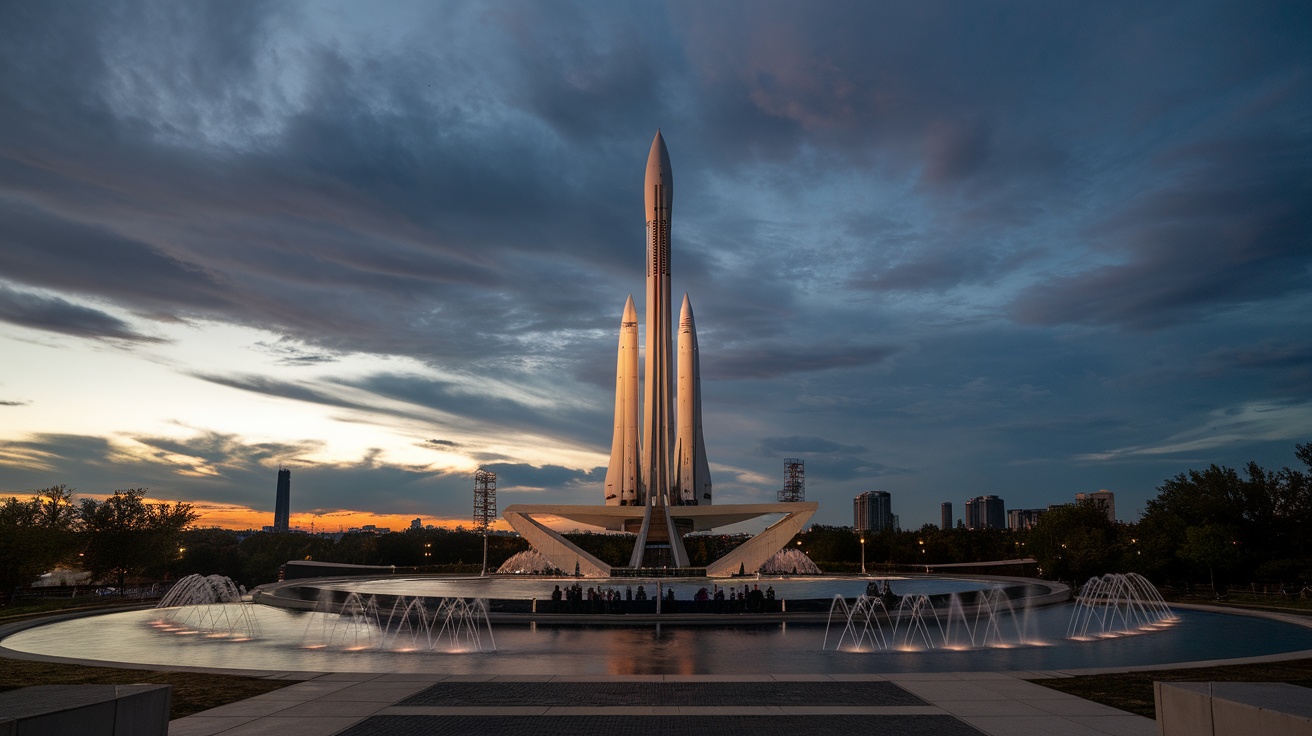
[860,537,866,575]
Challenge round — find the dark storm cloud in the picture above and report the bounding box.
[0,283,162,342]
[758,436,867,456]
[250,339,341,366]
[189,370,609,449]
[478,462,605,491]
[0,401,30,407]
[707,342,898,380]
[190,373,374,414]
[1011,128,1312,329]
[339,373,608,447]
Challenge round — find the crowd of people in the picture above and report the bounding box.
[546,582,780,614]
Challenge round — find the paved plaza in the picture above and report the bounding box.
[167,673,1156,736]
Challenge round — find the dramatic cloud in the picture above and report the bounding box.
[0,283,163,342]
[1,1,1308,527]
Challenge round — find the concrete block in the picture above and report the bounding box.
[1155,682,1213,736]
[1156,681,1312,736]
[0,684,170,736]
[114,684,171,736]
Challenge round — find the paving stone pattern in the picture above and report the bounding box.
[399,680,927,707]
[339,714,986,736]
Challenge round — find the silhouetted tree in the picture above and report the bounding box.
[79,489,198,590]
[0,485,79,603]
[1028,500,1120,584]
[1137,443,1312,586]
[174,527,243,580]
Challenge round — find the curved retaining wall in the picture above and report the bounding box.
[251,574,1071,623]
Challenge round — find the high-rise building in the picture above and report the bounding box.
[854,491,894,532]
[940,502,953,530]
[965,495,1005,530]
[273,467,290,533]
[1076,490,1116,522]
[1007,508,1045,530]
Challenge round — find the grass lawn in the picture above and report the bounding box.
[1031,657,1312,718]
[0,656,293,720]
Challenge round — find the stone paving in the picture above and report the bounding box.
[167,673,1158,736]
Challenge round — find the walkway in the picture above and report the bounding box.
[168,672,1155,736]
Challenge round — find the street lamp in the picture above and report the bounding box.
[860,537,866,575]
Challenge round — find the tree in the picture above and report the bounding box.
[1137,443,1312,586]
[79,489,198,590]
[1179,523,1240,595]
[0,485,79,603]
[1028,501,1121,584]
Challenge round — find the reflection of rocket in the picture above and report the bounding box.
[675,294,712,505]
[603,296,640,505]
[642,131,674,507]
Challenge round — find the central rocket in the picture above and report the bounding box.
[642,131,674,507]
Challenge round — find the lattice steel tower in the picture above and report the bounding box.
[779,458,805,502]
[473,469,497,532]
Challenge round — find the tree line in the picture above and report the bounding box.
[793,443,1312,592]
[3,443,1307,601]
[0,487,197,603]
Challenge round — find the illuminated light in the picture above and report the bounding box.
[301,644,327,650]
[345,646,370,651]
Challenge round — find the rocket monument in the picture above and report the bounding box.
[505,132,816,575]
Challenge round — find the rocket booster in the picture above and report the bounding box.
[675,293,712,505]
[603,296,640,506]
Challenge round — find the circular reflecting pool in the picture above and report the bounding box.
[4,601,1311,675]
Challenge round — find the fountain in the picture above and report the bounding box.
[151,574,259,641]
[1067,572,1177,640]
[824,587,1040,651]
[302,590,495,653]
[760,548,821,574]
[496,550,559,575]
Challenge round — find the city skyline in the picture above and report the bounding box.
[1,2,1309,531]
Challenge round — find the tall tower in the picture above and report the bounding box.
[273,467,290,532]
[674,293,712,505]
[642,131,674,507]
[604,296,641,505]
[779,458,805,502]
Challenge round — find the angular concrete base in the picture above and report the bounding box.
[0,684,171,736]
[503,502,817,578]
[1155,681,1312,736]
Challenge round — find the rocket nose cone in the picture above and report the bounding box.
[623,295,637,321]
[679,293,691,317]
[645,131,673,216]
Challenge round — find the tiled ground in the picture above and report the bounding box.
[397,680,926,707]
[167,673,1157,736]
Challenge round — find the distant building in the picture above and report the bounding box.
[940,502,953,530]
[273,467,291,533]
[966,495,1006,530]
[1076,490,1116,522]
[854,490,895,532]
[1007,508,1045,530]
[410,518,422,530]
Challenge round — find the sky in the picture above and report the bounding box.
[1,1,1309,533]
